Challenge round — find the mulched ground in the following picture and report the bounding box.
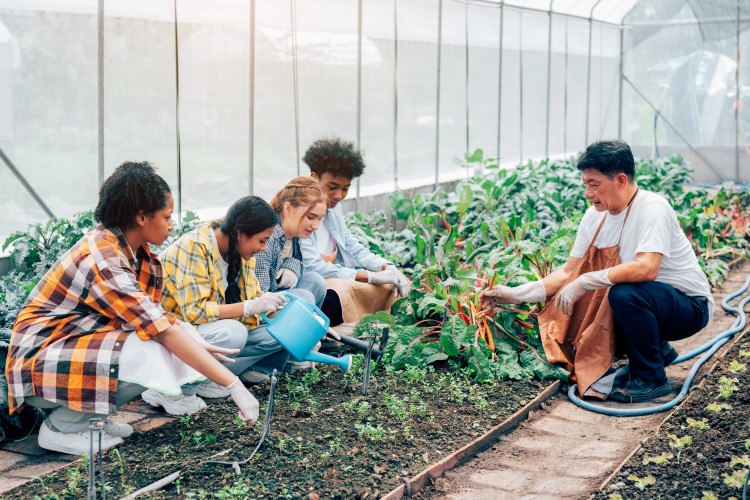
[598,331,750,499]
[4,362,547,499]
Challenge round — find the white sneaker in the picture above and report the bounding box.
[286,360,315,371]
[38,421,123,455]
[239,370,270,384]
[103,419,133,438]
[195,380,230,399]
[141,390,207,416]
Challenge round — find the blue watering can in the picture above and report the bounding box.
[262,294,352,372]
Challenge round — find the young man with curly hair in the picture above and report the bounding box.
[299,137,410,326]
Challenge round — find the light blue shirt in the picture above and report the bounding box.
[299,204,390,280]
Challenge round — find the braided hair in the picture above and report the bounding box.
[269,177,327,223]
[220,196,277,304]
[302,137,366,179]
[94,161,171,230]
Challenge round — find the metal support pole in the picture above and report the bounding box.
[563,16,568,153]
[735,0,740,180]
[435,0,443,190]
[544,2,554,157]
[496,2,504,161]
[618,24,624,139]
[584,0,604,146]
[97,0,104,186]
[393,0,399,191]
[356,0,363,208]
[173,0,182,220]
[0,146,56,220]
[249,0,255,194]
[518,12,523,164]
[290,0,300,175]
[465,3,470,152]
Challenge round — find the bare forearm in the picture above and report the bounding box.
[154,325,235,387]
[541,267,572,297]
[218,302,246,319]
[608,261,659,283]
[355,270,369,282]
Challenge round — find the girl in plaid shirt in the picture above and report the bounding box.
[253,177,328,308]
[6,162,261,455]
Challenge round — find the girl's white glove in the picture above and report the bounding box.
[225,376,260,423]
[385,265,410,297]
[275,268,299,289]
[243,292,288,316]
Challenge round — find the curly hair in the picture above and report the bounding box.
[94,161,171,230]
[302,137,366,179]
[220,196,277,304]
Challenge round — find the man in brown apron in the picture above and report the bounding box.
[482,140,712,403]
[298,137,410,326]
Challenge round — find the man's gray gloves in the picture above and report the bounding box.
[480,281,546,308]
[555,268,613,315]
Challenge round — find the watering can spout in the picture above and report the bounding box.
[302,351,352,372]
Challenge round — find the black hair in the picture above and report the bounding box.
[220,196,277,304]
[576,140,635,181]
[94,161,171,230]
[302,137,366,179]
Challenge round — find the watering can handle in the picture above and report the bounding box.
[260,292,297,324]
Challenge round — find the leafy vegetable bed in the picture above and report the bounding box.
[598,332,750,499]
[4,363,547,499]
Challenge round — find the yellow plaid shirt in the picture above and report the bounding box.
[160,221,262,329]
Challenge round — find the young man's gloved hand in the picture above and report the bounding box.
[276,268,299,289]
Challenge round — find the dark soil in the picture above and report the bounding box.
[4,362,547,499]
[598,331,750,499]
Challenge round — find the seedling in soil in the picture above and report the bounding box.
[706,402,732,412]
[642,452,673,465]
[276,436,288,451]
[730,455,750,467]
[728,360,747,373]
[179,415,192,428]
[64,467,84,496]
[739,350,750,358]
[355,422,387,442]
[626,474,656,491]
[701,491,718,500]
[684,417,710,430]
[191,430,217,447]
[403,425,414,441]
[745,439,750,452]
[723,469,749,489]
[667,434,692,462]
[356,401,371,420]
[717,376,739,398]
[608,494,623,500]
[383,393,409,421]
[341,397,359,413]
[233,413,244,427]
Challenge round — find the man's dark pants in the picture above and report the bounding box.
[609,281,710,383]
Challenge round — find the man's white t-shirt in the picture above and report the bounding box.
[570,189,714,319]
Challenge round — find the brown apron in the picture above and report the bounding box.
[324,278,398,324]
[538,195,637,397]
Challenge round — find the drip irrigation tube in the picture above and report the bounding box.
[568,275,750,417]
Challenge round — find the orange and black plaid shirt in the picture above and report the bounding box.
[5,225,174,415]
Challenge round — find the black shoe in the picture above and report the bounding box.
[609,377,672,403]
[660,341,679,366]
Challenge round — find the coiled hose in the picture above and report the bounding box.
[567,275,750,417]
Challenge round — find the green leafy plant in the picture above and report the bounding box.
[667,434,692,462]
[706,402,732,412]
[627,474,656,491]
[684,417,710,430]
[723,469,749,489]
[718,376,740,398]
[642,452,673,465]
[730,455,750,467]
[728,360,747,373]
[701,491,718,500]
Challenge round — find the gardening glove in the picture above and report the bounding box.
[386,265,410,297]
[275,267,299,289]
[326,328,341,340]
[180,321,238,363]
[367,269,399,286]
[243,292,288,316]
[225,376,260,424]
[555,268,613,316]
[481,281,546,308]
